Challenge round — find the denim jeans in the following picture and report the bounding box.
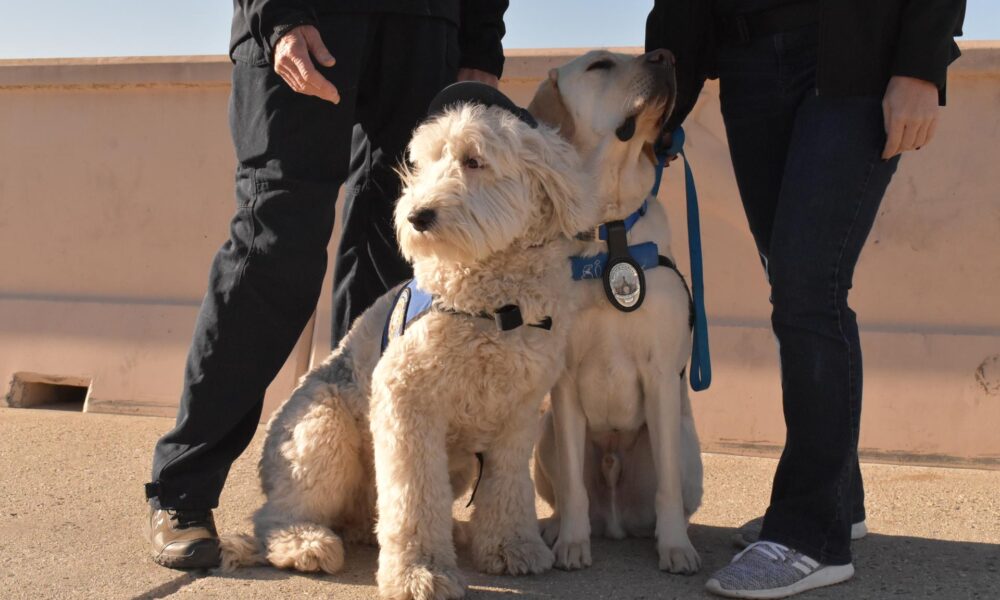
[717,24,900,565]
[147,13,458,510]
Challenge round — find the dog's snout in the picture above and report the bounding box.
[643,49,675,67]
[407,208,437,232]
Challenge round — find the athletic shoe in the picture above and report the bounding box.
[705,541,854,599]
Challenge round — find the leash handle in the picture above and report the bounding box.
[653,127,712,391]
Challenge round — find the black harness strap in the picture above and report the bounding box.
[467,452,485,507]
[434,304,553,332]
[658,255,695,329]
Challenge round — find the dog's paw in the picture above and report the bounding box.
[378,564,466,600]
[219,533,264,571]
[264,524,345,574]
[538,516,560,547]
[474,536,554,576]
[552,537,591,571]
[657,540,701,575]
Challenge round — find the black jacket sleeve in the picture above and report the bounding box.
[237,0,318,63]
[645,0,714,132]
[892,0,966,91]
[458,0,509,77]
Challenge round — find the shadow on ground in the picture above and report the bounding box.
[160,525,1000,599]
[3,409,997,600]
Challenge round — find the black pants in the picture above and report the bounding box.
[147,13,458,510]
[717,25,900,565]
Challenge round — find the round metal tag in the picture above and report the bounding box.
[387,287,411,343]
[603,259,645,312]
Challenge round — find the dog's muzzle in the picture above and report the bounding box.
[407,208,437,232]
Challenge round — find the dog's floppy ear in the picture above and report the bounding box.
[528,69,576,141]
[522,128,597,239]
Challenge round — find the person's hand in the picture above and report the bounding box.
[273,25,340,104]
[457,68,499,89]
[655,129,680,167]
[882,75,939,159]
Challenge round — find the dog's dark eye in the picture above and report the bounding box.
[586,59,614,72]
[463,157,483,169]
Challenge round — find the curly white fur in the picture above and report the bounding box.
[220,104,598,600]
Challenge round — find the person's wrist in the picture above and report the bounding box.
[268,19,315,56]
[889,74,937,90]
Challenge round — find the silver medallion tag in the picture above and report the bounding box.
[608,262,642,309]
[387,287,411,344]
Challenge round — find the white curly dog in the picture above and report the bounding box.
[220,86,599,600]
[528,50,704,574]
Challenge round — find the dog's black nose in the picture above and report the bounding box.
[407,208,437,232]
[644,48,675,66]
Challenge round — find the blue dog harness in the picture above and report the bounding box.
[380,279,554,355]
[569,127,712,391]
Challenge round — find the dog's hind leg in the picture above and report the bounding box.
[533,410,562,546]
[548,379,593,570]
[254,374,372,574]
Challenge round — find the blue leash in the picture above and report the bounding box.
[653,127,712,391]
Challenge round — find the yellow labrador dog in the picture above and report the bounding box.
[529,50,703,574]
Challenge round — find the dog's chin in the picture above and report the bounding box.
[399,228,489,267]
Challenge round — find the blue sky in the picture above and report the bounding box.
[0,0,996,59]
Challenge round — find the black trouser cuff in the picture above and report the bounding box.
[144,481,161,500]
[144,479,218,511]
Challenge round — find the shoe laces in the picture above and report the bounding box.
[733,541,792,564]
[168,509,212,529]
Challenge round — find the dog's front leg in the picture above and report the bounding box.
[643,371,701,574]
[371,387,464,600]
[549,378,593,570]
[469,410,554,576]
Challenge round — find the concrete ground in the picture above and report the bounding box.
[1,407,998,600]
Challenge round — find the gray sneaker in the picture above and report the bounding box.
[732,516,868,549]
[705,541,854,599]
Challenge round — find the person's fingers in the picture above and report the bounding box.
[922,117,940,150]
[898,119,921,154]
[910,119,931,151]
[289,47,339,103]
[276,63,305,93]
[304,27,336,67]
[883,113,904,160]
[287,53,338,103]
[881,102,895,159]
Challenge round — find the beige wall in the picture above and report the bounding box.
[1,46,998,467]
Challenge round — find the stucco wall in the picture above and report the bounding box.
[1,46,998,466]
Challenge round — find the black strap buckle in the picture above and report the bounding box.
[494,305,524,331]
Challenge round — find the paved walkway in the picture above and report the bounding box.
[1,407,998,599]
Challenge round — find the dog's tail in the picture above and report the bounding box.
[219,533,267,571]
